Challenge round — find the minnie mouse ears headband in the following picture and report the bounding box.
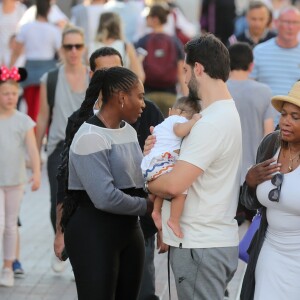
[0,66,27,83]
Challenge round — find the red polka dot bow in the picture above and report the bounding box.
[0,66,21,82]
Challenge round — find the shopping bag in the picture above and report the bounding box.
[239,211,261,263]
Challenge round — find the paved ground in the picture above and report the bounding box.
[0,160,247,300]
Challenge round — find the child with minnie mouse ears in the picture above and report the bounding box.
[0,66,40,287]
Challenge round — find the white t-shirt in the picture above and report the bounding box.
[0,2,26,65]
[161,100,242,248]
[0,110,35,186]
[16,21,61,60]
[18,4,68,27]
[86,4,105,44]
[134,6,197,42]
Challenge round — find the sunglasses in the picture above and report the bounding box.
[268,173,284,202]
[62,44,84,51]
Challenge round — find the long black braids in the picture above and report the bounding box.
[60,70,106,230]
[61,67,139,229]
[100,67,139,104]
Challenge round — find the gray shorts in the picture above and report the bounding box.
[170,246,238,300]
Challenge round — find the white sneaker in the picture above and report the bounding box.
[0,268,14,287]
[51,255,67,273]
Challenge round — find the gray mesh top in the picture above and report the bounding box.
[68,120,147,216]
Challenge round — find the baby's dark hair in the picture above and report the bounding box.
[172,96,201,119]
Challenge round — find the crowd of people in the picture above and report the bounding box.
[0,0,300,300]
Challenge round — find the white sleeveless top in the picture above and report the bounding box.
[256,148,300,240]
[88,39,130,68]
[255,148,300,300]
[40,65,89,156]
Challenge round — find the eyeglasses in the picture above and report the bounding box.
[268,173,284,202]
[62,44,84,51]
[279,20,300,26]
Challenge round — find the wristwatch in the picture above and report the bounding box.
[143,181,151,194]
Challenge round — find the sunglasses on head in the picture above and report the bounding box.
[268,173,284,202]
[62,44,84,51]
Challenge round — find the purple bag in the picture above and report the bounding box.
[239,211,261,263]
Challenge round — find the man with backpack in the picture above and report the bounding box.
[35,26,89,272]
[135,4,188,117]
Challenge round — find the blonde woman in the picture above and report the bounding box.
[89,12,145,81]
[36,25,89,273]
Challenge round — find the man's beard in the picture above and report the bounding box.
[188,74,200,101]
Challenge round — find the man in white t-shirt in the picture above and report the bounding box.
[147,33,242,299]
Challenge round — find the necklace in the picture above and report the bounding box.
[288,144,300,172]
[97,112,110,128]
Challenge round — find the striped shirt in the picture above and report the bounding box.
[250,38,300,97]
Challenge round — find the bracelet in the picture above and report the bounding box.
[143,181,151,194]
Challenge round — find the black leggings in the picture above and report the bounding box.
[64,203,145,300]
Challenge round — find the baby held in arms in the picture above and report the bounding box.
[141,96,200,238]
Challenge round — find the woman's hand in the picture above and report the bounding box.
[143,126,156,156]
[246,158,281,189]
[54,231,65,260]
[157,230,169,254]
[145,195,155,216]
[29,172,41,191]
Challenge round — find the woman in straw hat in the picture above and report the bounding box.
[239,80,300,300]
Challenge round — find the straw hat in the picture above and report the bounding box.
[272,81,300,112]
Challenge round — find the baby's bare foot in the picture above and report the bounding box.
[167,219,183,238]
[152,211,162,231]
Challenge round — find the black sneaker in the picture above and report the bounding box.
[224,289,230,300]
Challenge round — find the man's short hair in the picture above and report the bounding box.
[185,33,230,82]
[278,5,300,17]
[248,0,270,11]
[228,42,253,71]
[89,47,124,72]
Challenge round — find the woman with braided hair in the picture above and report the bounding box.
[63,66,153,300]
